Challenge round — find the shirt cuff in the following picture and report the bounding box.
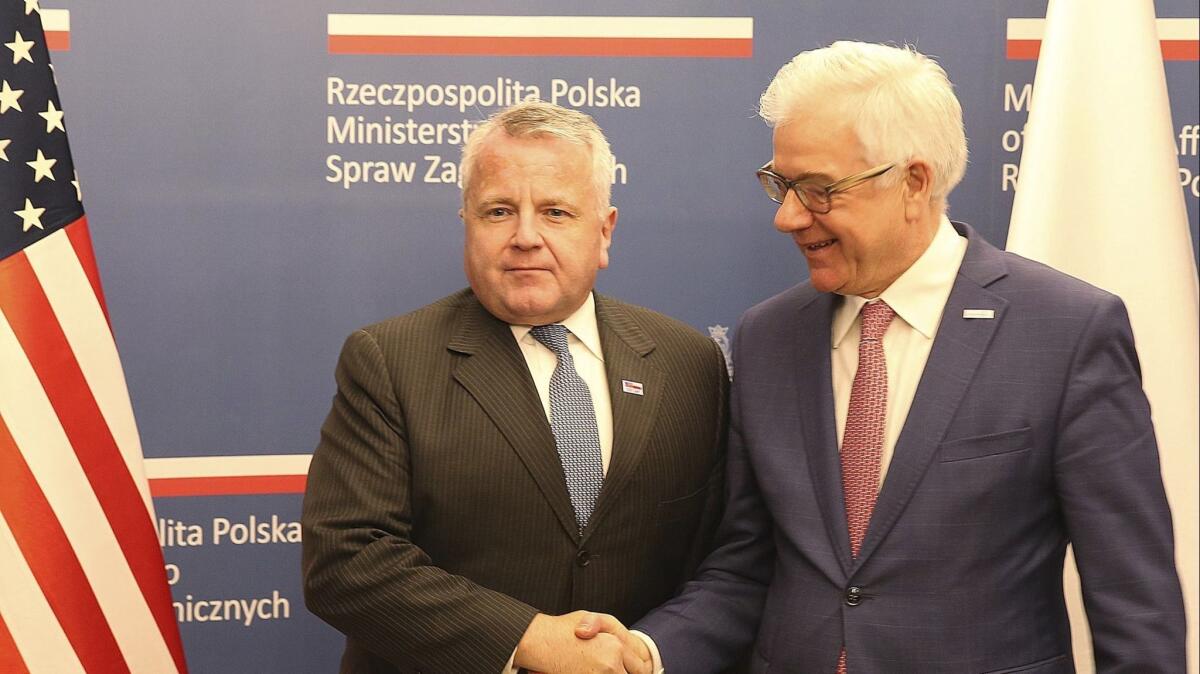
[501,648,518,674]
[631,630,665,674]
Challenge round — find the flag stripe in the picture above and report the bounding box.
[41,9,69,31]
[327,14,753,39]
[1008,39,1199,61]
[328,34,751,58]
[1007,17,1199,40]
[28,227,150,512]
[41,9,69,51]
[63,217,109,323]
[0,251,180,673]
[1006,40,1041,60]
[144,455,311,496]
[151,475,309,497]
[0,576,33,674]
[0,512,84,674]
[0,414,129,673]
[1007,16,1199,60]
[44,31,68,51]
[145,454,312,478]
[1162,40,1200,60]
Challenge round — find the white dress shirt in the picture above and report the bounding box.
[831,215,967,487]
[509,292,614,473]
[503,292,613,674]
[641,216,967,673]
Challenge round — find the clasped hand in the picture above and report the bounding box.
[514,610,651,674]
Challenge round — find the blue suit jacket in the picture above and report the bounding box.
[637,223,1185,673]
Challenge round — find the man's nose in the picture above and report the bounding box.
[512,210,543,249]
[774,189,815,234]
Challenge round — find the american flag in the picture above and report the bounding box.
[0,3,187,672]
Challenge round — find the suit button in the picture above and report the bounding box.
[576,549,591,567]
[845,586,863,606]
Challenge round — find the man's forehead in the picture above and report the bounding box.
[770,120,863,177]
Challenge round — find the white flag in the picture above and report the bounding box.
[1006,1,1199,671]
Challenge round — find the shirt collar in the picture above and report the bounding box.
[832,215,965,347]
[510,292,605,362]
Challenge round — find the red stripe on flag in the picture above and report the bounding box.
[0,608,31,674]
[150,474,308,497]
[328,35,752,58]
[1006,39,1041,59]
[1008,39,1199,61]
[45,31,69,51]
[0,412,128,673]
[63,217,110,324]
[0,253,187,674]
[1161,40,1200,60]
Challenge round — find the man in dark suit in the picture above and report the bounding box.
[581,41,1186,672]
[301,101,727,673]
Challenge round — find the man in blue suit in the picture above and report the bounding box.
[580,40,1186,673]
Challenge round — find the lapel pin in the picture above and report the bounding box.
[621,380,644,396]
[962,309,995,319]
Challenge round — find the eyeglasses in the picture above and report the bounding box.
[755,162,894,214]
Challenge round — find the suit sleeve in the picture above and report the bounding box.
[301,329,539,673]
[1054,295,1186,671]
[634,321,774,672]
[677,340,731,580]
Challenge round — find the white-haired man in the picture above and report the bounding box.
[581,40,1185,673]
[302,101,727,673]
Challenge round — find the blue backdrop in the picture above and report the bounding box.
[42,0,1200,670]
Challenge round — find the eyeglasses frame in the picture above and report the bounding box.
[755,162,895,213]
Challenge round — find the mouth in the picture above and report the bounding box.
[801,239,837,252]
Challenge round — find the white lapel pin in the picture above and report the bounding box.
[962,309,995,319]
[621,380,644,396]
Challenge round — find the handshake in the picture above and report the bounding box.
[513,611,655,674]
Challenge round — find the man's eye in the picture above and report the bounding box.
[486,208,510,217]
[546,208,569,218]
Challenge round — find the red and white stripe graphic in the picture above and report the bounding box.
[1008,17,1199,60]
[146,454,311,497]
[0,218,187,673]
[42,9,69,51]
[327,14,753,58]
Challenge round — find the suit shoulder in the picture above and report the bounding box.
[335,289,477,364]
[740,282,820,326]
[603,297,717,352]
[354,288,474,341]
[993,250,1123,311]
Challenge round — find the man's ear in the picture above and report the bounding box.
[903,161,934,221]
[597,206,618,269]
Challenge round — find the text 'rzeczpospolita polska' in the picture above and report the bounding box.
[324,76,636,190]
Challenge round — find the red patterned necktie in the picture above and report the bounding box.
[837,299,896,674]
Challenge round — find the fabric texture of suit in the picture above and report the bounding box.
[636,222,1185,673]
[302,288,727,673]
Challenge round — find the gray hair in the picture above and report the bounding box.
[461,101,616,208]
[759,41,968,203]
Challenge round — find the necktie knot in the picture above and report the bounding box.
[530,324,571,356]
[860,300,896,342]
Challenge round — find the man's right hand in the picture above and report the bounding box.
[514,612,651,674]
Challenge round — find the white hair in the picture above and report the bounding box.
[460,101,616,208]
[759,41,968,203]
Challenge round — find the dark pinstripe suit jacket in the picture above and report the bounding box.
[302,289,727,673]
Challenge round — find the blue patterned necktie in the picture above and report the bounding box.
[529,324,605,533]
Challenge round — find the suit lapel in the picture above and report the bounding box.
[793,292,857,574]
[853,226,1010,568]
[583,296,663,543]
[448,297,580,541]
